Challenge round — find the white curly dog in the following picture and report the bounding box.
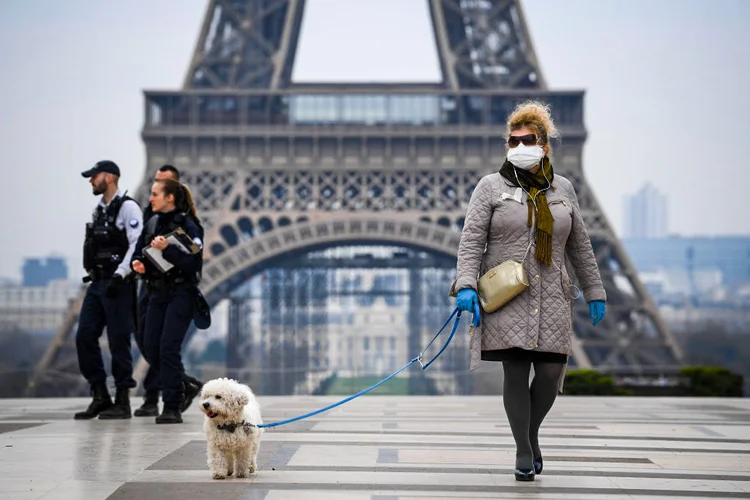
[198,378,263,479]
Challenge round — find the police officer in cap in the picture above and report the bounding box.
[132,178,204,424]
[74,160,142,420]
[133,165,204,417]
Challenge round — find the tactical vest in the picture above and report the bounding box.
[142,211,203,284]
[83,195,137,279]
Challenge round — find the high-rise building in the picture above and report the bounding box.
[623,183,668,239]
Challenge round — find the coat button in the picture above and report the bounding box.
[533,308,538,313]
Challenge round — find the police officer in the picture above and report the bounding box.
[74,160,142,420]
[132,178,204,424]
[133,165,204,417]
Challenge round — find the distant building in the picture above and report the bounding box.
[0,279,79,334]
[623,236,750,289]
[623,183,668,239]
[325,269,407,378]
[639,268,724,305]
[22,257,68,287]
[328,295,406,379]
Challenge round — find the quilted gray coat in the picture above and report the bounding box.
[451,172,606,371]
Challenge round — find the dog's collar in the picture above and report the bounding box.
[216,420,257,433]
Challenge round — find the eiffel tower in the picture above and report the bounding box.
[28,0,683,397]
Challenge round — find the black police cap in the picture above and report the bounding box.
[81,160,120,178]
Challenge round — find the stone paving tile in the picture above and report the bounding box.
[0,422,48,434]
[35,480,122,500]
[108,482,266,500]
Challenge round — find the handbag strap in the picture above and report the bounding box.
[521,238,533,264]
[509,171,582,300]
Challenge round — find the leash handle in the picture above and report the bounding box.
[257,307,462,429]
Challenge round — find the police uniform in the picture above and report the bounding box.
[74,161,142,420]
[133,204,205,417]
[133,208,203,424]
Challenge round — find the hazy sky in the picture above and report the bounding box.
[0,0,748,281]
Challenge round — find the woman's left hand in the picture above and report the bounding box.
[589,300,606,326]
[151,235,168,251]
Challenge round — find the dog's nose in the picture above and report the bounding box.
[202,402,210,409]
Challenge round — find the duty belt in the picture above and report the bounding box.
[146,276,190,290]
[83,268,117,283]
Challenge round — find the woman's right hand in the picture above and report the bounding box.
[132,260,145,274]
[456,288,481,327]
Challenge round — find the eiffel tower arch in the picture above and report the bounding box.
[28,0,682,397]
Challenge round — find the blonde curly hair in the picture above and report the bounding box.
[506,100,559,152]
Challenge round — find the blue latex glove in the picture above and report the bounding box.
[589,300,606,326]
[456,288,481,328]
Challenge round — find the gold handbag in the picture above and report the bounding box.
[476,260,530,313]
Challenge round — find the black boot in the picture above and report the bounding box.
[74,382,112,420]
[180,379,203,413]
[98,387,132,419]
[134,390,159,417]
[156,406,183,424]
[534,457,543,475]
[515,468,535,481]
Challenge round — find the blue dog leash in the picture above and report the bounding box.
[256,308,463,429]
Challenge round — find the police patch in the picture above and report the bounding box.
[193,237,203,250]
[129,219,139,228]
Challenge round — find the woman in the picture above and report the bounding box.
[133,166,206,418]
[451,100,607,481]
[131,178,204,424]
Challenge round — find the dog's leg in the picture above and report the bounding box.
[248,433,260,474]
[208,445,229,480]
[226,452,234,477]
[234,445,251,478]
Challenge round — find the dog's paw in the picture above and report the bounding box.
[235,470,248,478]
[227,467,234,476]
[211,472,226,480]
[248,464,256,474]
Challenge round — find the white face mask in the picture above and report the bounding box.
[507,143,544,170]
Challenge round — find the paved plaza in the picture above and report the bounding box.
[0,395,749,499]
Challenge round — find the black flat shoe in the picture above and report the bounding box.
[514,468,535,481]
[534,457,543,475]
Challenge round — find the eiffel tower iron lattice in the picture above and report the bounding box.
[28,0,682,397]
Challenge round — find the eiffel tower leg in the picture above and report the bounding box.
[26,286,89,397]
[565,171,684,372]
[227,296,244,381]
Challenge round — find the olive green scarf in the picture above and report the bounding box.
[499,157,554,266]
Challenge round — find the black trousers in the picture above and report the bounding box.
[144,285,194,408]
[135,286,161,393]
[75,279,136,389]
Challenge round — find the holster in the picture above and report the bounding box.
[190,286,211,330]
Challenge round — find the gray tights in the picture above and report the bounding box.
[502,360,565,470]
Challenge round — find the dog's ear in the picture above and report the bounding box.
[238,392,249,407]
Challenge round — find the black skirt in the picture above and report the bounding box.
[482,347,568,364]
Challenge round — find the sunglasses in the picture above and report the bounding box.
[507,134,538,148]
